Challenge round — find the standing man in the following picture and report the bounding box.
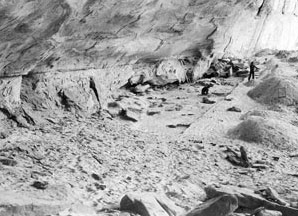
[248,61,258,81]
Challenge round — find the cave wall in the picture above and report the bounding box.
[218,0,298,56]
[0,0,298,119]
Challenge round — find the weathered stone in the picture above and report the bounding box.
[120,193,184,216]
[133,84,151,94]
[224,146,251,168]
[31,181,49,190]
[0,76,22,111]
[255,187,288,206]
[185,194,238,216]
[1,0,298,118]
[120,109,140,122]
[156,59,188,84]
[129,74,146,86]
[1,0,298,79]
[227,106,242,112]
[147,110,161,116]
[167,123,191,129]
[0,157,17,166]
[205,185,298,216]
[20,72,103,116]
[91,173,102,182]
[202,97,216,104]
[0,189,72,216]
[107,102,122,117]
[254,208,282,216]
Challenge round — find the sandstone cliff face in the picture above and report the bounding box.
[221,0,298,56]
[0,0,297,120]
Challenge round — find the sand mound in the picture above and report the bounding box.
[228,116,298,150]
[248,76,298,106]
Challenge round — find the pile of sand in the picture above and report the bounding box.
[248,76,298,106]
[228,116,298,150]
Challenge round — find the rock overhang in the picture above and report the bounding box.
[1,0,298,119]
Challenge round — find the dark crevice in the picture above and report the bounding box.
[206,18,218,40]
[116,13,143,35]
[21,108,35,125]
[154,39,164,52]
[0,107,13,119]
[155,198,176,216]
[224,36,232,53]
[257,0,265,16]
[57,90,71,110]
[89,77,100,104]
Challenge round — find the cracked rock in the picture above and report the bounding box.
[185,194,238,216]
[120,192,184,216]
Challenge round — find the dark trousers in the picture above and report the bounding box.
[248,71,254,81]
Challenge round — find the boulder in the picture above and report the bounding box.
[202,97,216,104]
[224,146,251,168]
[0,76,22,110]
[185,194,238,216]
[0,188,72,216]
[205,185,298,216]
[31,181,49,190]
[133,84,151,94]
[227,106,241,112]
[128,74,146,86]
[255,187,288,206]
[156,59,188,84]
[120,109,140,122]
[120,193,184,216]
[107,102,123,117]
[147,109,161,116]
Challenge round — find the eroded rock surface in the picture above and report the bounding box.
[1,1,298,216]
[1,0,298,117]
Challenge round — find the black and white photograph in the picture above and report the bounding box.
[0,0,298,216]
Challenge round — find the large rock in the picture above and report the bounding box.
[0,187,72,216]
[120,192,184,216]
[185,194,238,216]
[155,59,189,85]
[120,192,238,216]
[205,185,298,216]
[0,77,22,110]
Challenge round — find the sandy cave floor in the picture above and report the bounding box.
[1,72,298,215]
